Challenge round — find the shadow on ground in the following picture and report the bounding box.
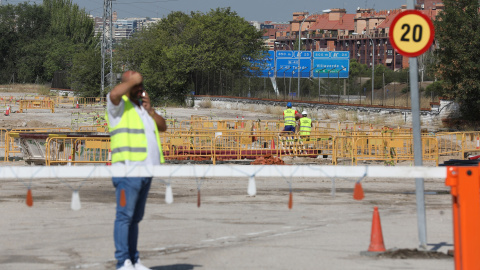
[152,264,202,270]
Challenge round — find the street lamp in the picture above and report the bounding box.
[283,67,291,100]
[352,32,374,105]
[327,67,337,103]
[337,67,346,103]
[369,36,375,105]
[315,68,327,101]
[298,11,323,99]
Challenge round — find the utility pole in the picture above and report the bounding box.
[101,0,115,96]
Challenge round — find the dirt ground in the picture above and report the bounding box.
[0,92,455,269]
[0,174,453,270]
[0,92,282,130]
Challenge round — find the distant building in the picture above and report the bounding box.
[91,12,162,43]
[114,19,137,40]
[273,3,441,71]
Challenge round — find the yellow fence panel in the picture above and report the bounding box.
[4,128,73,162]
[353,136,438,165]
[436,132,464,157]
[18,100,55,113]
[45,137,110,165]
[163,133,214,162]
[0,128,7,162]
[460,131,480,156]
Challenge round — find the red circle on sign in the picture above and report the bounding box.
[389,10,435,57]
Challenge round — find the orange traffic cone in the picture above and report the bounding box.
[197,190,201,208]
[288,190,293,209]
[241,116,245,128]
[353,182,364,200]
[67,155,72,166]
[271,139,275,149]
[4,105,9,116]
[76,101,79,109]
[26,188,33,207]
[367,206,386,252]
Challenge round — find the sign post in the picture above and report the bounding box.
[389,5,435,249]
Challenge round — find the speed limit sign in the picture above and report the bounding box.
[389,10,435,57]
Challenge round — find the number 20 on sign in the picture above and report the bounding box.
[389,10,435,57]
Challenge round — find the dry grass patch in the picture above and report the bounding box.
[337,110,348,121]
[349,111,359,122]
[321,110,331,120]
[265,105,284,116]
[0,84,49,93]
[198,98,212,108]
[376,96,434,108]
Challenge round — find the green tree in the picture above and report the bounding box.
[0,5,19,82]
[69,37,102,96]
[434,0,480,121]
[115,8,265,104]
[0,0,97,90]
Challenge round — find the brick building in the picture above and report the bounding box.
[272,1,442,71]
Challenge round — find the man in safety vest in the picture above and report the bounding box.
[106,70,167,270]
[283,102,298,133]
[299,111,312,136]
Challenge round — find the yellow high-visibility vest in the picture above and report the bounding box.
[106,95,164,164]
[284,109,296,126]
[299,117,312,135]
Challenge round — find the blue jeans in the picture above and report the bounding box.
[112,177,152,269]
[283,125,295,133]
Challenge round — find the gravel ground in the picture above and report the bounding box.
[0,175,453,270]
[0,92,455,270]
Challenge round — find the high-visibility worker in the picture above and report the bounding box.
[283,102,298,133]
[106,70,167,270]
[299,111,312,136]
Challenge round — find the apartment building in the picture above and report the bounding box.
[92,12,161,43]
[273,1,442,71]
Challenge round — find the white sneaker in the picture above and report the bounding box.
[118,259,136,270]
[134,259,152,270]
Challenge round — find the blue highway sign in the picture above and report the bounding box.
[275,51,312,78]
[248,51,275,78]
[313,51,349,78]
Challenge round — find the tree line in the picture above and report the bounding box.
[0,0,100,93]
[0,0,478,121]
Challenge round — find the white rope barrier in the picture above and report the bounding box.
[0,165,447,179]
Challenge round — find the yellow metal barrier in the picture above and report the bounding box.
[436,132,464,157]
[71,112,106,129]
[163,133,214,163]
[330,136,355,165]
[459,131,480,157]
[0,128,7,162]
[18,100,55,113]
[45,137,110,165]
[4,128,73,162]
[75,97,107,107]
[53,96,76,107]
[76,125,108,132]
[7,119,480,165]
[352,136,438,165]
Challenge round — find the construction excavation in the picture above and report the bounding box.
[0,89,465,269]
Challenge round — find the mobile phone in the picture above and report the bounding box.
[138,91,145,105]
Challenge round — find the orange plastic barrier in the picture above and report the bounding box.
[445,166,480,270]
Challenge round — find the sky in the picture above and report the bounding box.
[4,0,409,22]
